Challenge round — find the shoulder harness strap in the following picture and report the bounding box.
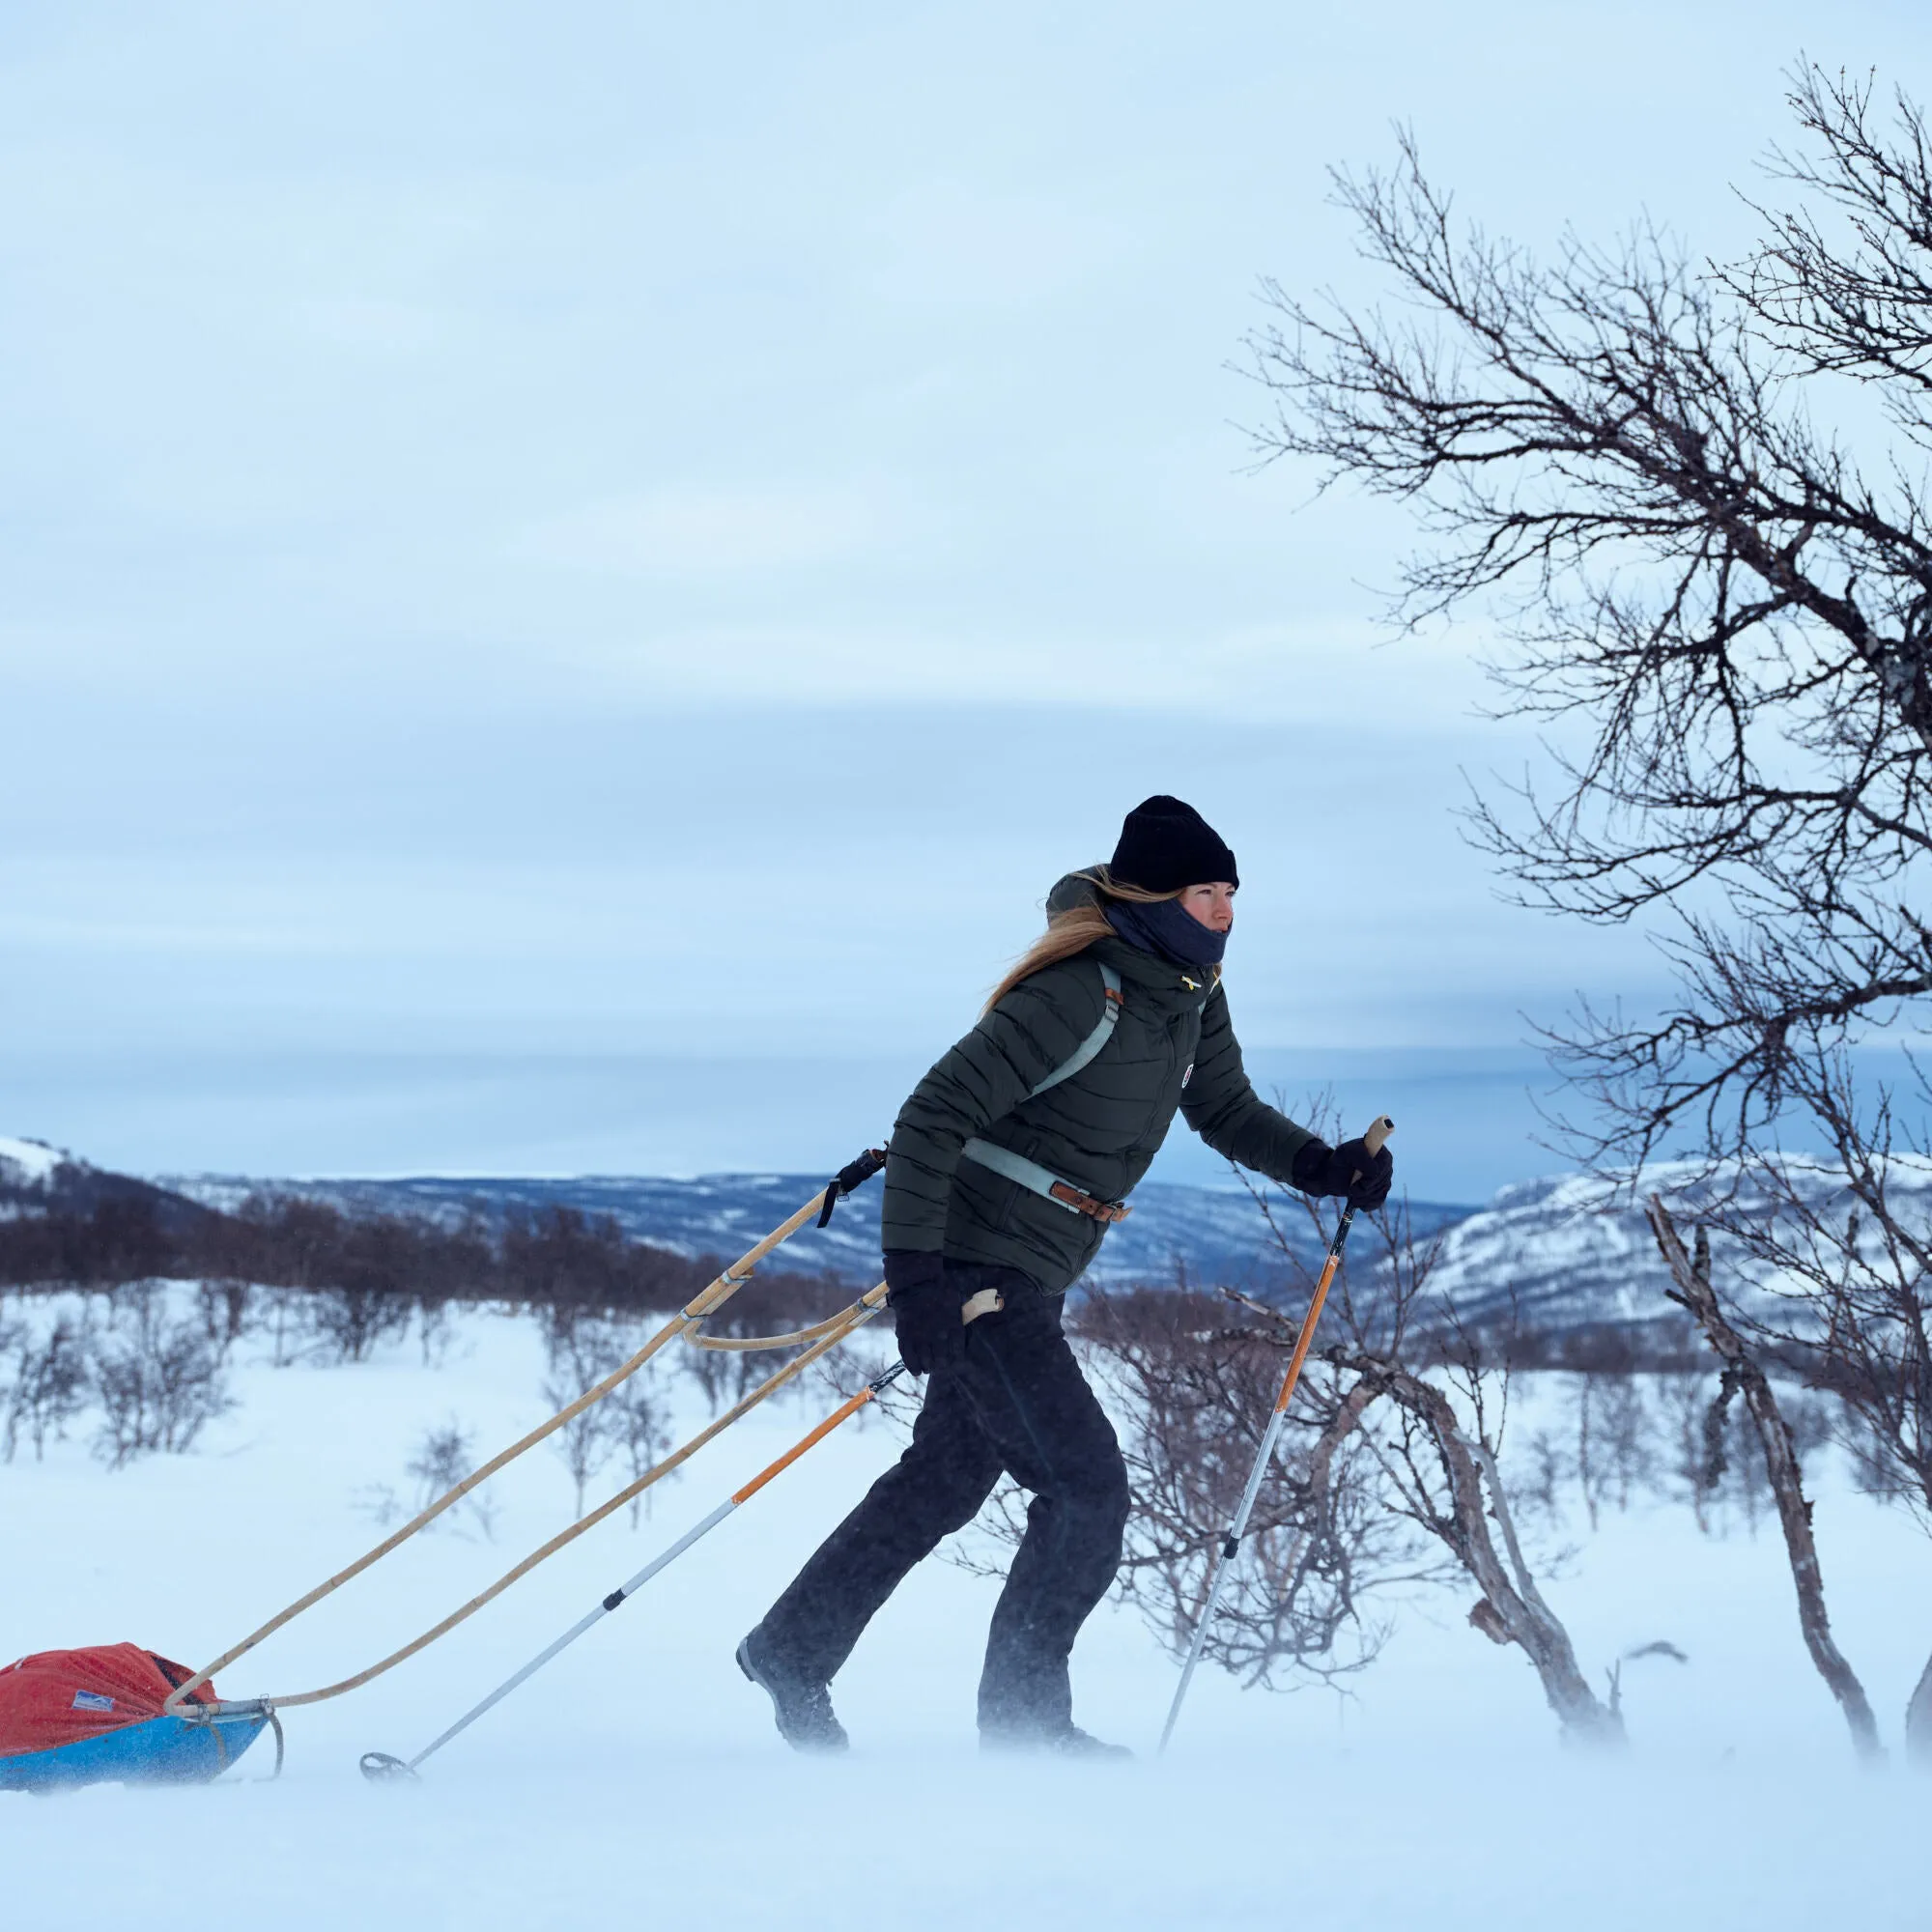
[959,961,1130,1224]
[1023,962,1123,1098]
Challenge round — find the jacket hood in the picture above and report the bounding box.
[1045,867,1106,917]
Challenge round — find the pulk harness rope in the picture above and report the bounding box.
[163,1149,890,1719]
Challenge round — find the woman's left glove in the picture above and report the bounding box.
[1292,1137,1394,1212]
[884,1250,965,1378]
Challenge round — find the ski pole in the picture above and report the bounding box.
[360,1359,910,1783]
[1156,1115,1394,1754]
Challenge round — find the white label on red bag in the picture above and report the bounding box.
[71,1690,115,1712]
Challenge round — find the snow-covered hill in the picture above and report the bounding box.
[0,1137,62,1194]
[1,1137,213,1232]
[1425,1156,1932,1333]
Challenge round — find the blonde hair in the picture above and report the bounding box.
[984,866,1183,1012]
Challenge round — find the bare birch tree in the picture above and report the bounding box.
[1647,1196,1882,1759]
[1252,63,1932,1758]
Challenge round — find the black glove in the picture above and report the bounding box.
[885,1250,964,1378]
[1292,1136,1394,1213]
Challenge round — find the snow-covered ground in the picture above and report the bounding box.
[2,1296,1927,1929]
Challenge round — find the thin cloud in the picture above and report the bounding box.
[518,486,889,577]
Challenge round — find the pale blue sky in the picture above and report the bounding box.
[4,4,1927,1191]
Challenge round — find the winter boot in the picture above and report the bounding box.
[980,1719,1132,1760]
[735,1630,849,1753]
[1045,1724,1132,1760]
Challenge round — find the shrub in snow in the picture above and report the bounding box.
[89,1290,233,1468]
[607,1365,675,1526]
[304,1284,413,1364]
[3,1308,92,1463]
[367,1416,499,1541]
[541,1315,629,1521]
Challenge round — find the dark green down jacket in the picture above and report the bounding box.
[882,873,1319,1293]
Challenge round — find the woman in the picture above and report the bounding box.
[737,796,1393,1755]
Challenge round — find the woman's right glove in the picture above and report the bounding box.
[884,1250,965,1378]
[1291,1136,1394,1212]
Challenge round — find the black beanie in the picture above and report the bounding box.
[1108,795,1238,895]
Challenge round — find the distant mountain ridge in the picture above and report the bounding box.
[159,1165,1473,1290]
[160,1156,1932,1330]
[15,1133,1918,1338]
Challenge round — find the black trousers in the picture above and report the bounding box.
[753,1264,1130,1735]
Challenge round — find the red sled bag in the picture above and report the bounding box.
[0,1641,272,1792]
[0,1643,216,1755]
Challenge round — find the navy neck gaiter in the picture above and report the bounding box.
[1105,895,1228,971]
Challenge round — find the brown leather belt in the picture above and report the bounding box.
[1047,1180,1131,1223]
[958,1136,1132,1225]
